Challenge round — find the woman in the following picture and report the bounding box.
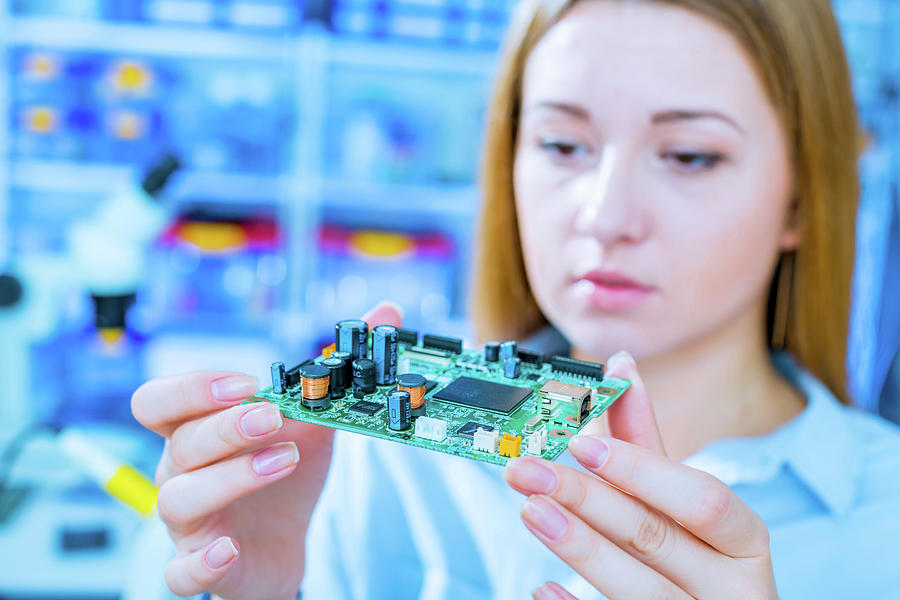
[131,0,900,598]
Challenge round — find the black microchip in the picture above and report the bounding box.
[550,355,605,380]
[525,373,542,381]
[349,400,384,416]
[285,366,302,388]
[433,376,533,415]
[397,328,419,345]
[422,334,463,354]
[285,358,316,388]
[456,421,495,438]
[518,348,545,365]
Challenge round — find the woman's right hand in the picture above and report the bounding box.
[132,302,403,599]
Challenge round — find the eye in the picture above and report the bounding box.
[538,139,589,159]
[662,151,725,173]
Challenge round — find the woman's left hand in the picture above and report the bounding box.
[503,352,778,600]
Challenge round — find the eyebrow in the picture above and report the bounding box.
[526,102,746,136]
[651,109,745,135]
[527,101,592,121]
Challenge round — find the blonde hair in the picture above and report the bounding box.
[471,0,860,403]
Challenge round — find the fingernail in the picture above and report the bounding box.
[532,583,566,600]
[252,442,299,476]
[239,404,283,438]
[608,350,635,370]
[204,537,238,570]
[568,435,609,469]
[506,458,557,494]
[210,375,258,402]
[522,496,568,541]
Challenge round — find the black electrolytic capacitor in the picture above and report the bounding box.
[331,351,352,386]
[500,340,518,361]
[388,390,412,431]
[322,357,346,399]
[372,325,399,385]
[352,358,377,394]
[504,356,522,379]
[270,362,286,394]
[336,319,369,361]
[484,342,500,362]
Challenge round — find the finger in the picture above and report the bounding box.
[157,442,299,533]
[167,401,284,473]
[600,351,666,454]
[520,494,691,600]
[165,536,239,597]
[567,435,769,558]
[132,371,259,438]
[533,581,579,600]
[362,300,404,329]
[507,456,734,597]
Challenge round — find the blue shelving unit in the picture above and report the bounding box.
[0,1,515,360]
[833,0,900,410]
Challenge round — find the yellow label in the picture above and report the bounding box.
[349,231,414,258]
[26,107,57,134]
[179,222,247,252]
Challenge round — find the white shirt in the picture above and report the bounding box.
[301,354,900,599]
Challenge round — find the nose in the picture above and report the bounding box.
[573,147,649,245]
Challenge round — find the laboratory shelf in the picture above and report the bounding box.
[9,159,135,194]
[326,36,499,77]
[8,15,500,74]
[167,169,286,206]
[315,178,480,218]
[10,159,285,205]
[7,15,293,59]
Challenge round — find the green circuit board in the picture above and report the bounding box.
[247,333,629,466]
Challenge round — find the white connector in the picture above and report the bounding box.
[472,427,500,453]
[526,428,548,455]
[414,416,448,442]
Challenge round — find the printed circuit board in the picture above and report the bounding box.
[248,326,629,466]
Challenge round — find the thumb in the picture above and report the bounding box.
[601,351,666,455]
[361,300,404,329]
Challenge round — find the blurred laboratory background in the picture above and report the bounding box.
[0,0,896,598]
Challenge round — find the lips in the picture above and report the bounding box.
[572,269,654,311]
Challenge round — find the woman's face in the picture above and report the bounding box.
[514,0,798,360]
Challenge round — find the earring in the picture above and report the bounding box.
[772,251,794,350]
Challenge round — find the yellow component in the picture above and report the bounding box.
[104,465,158,516]
[26,53,59,79]
[322,343,336,359]
[115,61,152,92]
[98,327,124,345]
[349,231,414,258]
[111,110,145,140]
[499,433,522,458]
[179,222,247,252]
[26,106,58,133]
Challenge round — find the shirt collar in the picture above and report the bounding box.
[684,353,861,516]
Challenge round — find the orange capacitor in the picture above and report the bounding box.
[397,373,427,416]
[321,343,336,359]
[300,364,331,410]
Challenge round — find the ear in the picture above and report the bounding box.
[779,198,803,251]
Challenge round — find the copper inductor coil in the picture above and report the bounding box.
[397,373,427,409]
[300,364,330,400]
